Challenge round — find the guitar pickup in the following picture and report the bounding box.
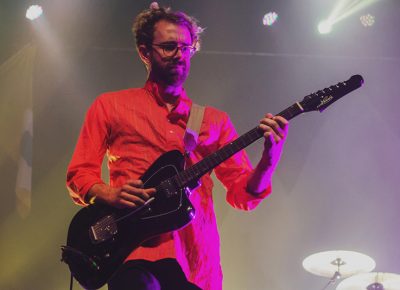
[89,215,118,244]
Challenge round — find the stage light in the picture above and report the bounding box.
[360,14,375,27]
[317,0,379,34]
[26,5,43,21]
[262,12,278,26]
[318,20,333,34]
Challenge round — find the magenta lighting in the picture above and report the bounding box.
[263,12,278,26]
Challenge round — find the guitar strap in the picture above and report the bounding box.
[184,103,205,156]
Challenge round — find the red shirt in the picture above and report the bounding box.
[66,81,271,290]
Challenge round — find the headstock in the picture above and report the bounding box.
[300,75,364,113]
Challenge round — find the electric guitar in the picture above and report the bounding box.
[61,75,364,289]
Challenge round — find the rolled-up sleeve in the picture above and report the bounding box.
[213,112,271,211]
[66,97,109,205]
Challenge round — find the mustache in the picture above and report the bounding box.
[166,60,186,67]
[160,55,185,65]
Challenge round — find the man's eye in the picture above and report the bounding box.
[162,44,177,51]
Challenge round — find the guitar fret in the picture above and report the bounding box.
[278,103,304,120]
[176,126,263,185]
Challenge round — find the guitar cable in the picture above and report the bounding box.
[64,198,156,290]
[69,272,73,290]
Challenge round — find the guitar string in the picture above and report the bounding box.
[90,80,356,235]
[91,183,165,233]
[90,98,323,238]
[94,126,267,231]
[91,108,296,233]
[91,124,280,233]
[89,87,346,237]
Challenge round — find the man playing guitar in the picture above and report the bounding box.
[66,3,288,289]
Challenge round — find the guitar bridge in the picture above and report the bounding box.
[89,215,118,244]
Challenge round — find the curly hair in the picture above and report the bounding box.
[132,3,202,50]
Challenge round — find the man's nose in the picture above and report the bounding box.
[174,47,184,59]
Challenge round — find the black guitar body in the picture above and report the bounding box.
[62,150,196,289]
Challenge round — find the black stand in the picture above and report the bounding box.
[319,257,344,290]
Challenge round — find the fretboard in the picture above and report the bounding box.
[172,101,305,187]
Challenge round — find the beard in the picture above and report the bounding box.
[150,57,189,86]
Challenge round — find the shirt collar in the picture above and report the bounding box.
[144,80,192,122]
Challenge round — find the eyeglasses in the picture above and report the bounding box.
[152,42,197,58]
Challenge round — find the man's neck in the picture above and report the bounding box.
[149,78,183,108]
[158,84,182,105]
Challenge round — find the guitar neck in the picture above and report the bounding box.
[174,102,304,187]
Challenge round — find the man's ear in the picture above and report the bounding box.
[138,45,151,66]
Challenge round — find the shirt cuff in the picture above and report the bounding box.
[226,173,271,211]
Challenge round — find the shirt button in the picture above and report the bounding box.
[169,130,174,133]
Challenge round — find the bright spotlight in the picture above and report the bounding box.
[360,14,375,27]
[318,20,333,34]
[26,5,43,21]
[318,0,379,34]
[263,12,278,26]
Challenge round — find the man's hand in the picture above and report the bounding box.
[259,113,289,168]
[88,180,156,209]
[246,113,289,194]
